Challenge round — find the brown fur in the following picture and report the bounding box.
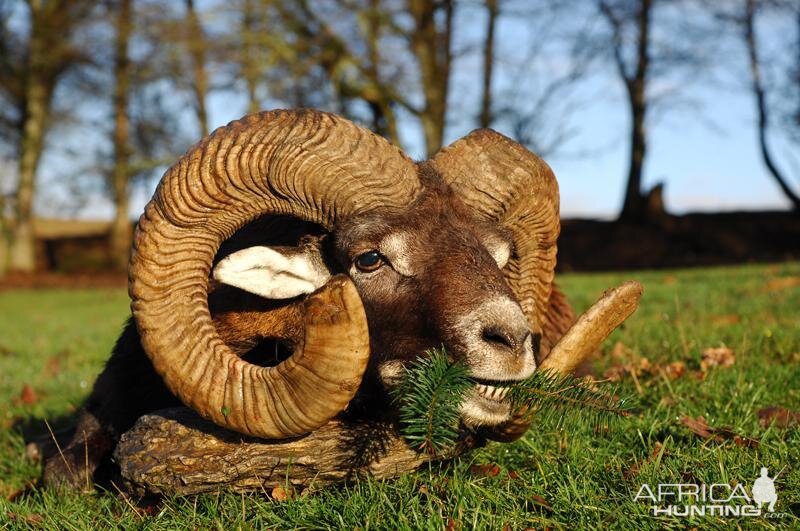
[43,170,571,488]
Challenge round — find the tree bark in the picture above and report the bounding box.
[618,0,652,222]
[9,2,50,273]
[110,0,133,271]
[480,0,498,129]
[185,0,210,136]
[241,0,260,115]
[114,408,481,496]
[409,0,453,156]
[743,0,800,210]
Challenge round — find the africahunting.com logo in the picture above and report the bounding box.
[634,466,789,518]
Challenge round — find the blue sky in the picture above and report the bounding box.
[5,1,796,221]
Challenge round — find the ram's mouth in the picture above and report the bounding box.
[473,382,511,401]
[460,378,517,427]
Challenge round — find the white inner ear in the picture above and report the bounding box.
[483,234,512,268]
[213,245,331,299]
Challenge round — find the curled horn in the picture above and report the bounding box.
[130,110,420,439]
[430,129,560,349]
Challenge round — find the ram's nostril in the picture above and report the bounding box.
[482,326,516,350]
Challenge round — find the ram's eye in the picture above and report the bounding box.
[355,251,383,272]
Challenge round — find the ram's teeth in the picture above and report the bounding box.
[497,387,509,400]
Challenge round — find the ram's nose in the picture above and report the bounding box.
[460,297,537,380]
[480,322,533,360]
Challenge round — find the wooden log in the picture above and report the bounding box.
[114,408,480,496]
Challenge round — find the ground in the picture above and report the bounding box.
[0,262,798,530]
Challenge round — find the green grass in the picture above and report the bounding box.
[1,262,799,529]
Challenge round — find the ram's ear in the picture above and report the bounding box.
[213,245,331,299]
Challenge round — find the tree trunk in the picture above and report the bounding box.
[9,6,50,273]
[618,0,652,223]
[744,0,800,210]
[480,0,498,129]
[114,408,480,496]
[241,0,260,115]
[110,0,133,271]
[409,0,453,156]
[185,0,210,136]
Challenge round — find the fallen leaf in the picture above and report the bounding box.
[529,494,552,512]
[680,415,759,447]
[701,347,735,371]
[624,442,665,479]
[445,519,459,531]
[469,464,501,477]
[733,435,759,448]
[763,276,800,292]
[418,485,429,495]
[507,470,520,480]
[12,385,39,406]
[271,485,295,502]
[662,361,687,380]
[603,365,627,382]
[710,314,740,326]
[0,344,13,357]
[5,512,44,525]
[758,407,800,429]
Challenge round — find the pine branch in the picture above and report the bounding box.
[508,369,634,430]
[390,348,471,456]
[393,349,634,457]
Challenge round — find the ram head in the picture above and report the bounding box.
[129,109,590,441]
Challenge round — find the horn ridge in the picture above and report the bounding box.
[130,110,418,439]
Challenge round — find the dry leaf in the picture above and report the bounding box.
[603,365,627,382]
[5,512,44,525]
[663,361,687,380]
[763,276,800,292]
[507,470,520,480]
[469,464,501,477]
[12,385,39,406]
[701,347,735,371]
[710,314,740,326]
[680,415,759,447]
[624,442,665,479]
[271,485,295,502]
[529,494,553,512]
[445,519,459,531]
[757,406,800,429]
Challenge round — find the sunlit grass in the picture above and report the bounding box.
[1,262,798,529]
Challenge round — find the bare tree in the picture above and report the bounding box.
[408,0,454,155]
[480,0,499,128]
[185,0,210,136]
[741,0,800,210]
[109,0,133,271]
[2,0,95,272]
[240,0,262,114]
[598,0,653,222]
